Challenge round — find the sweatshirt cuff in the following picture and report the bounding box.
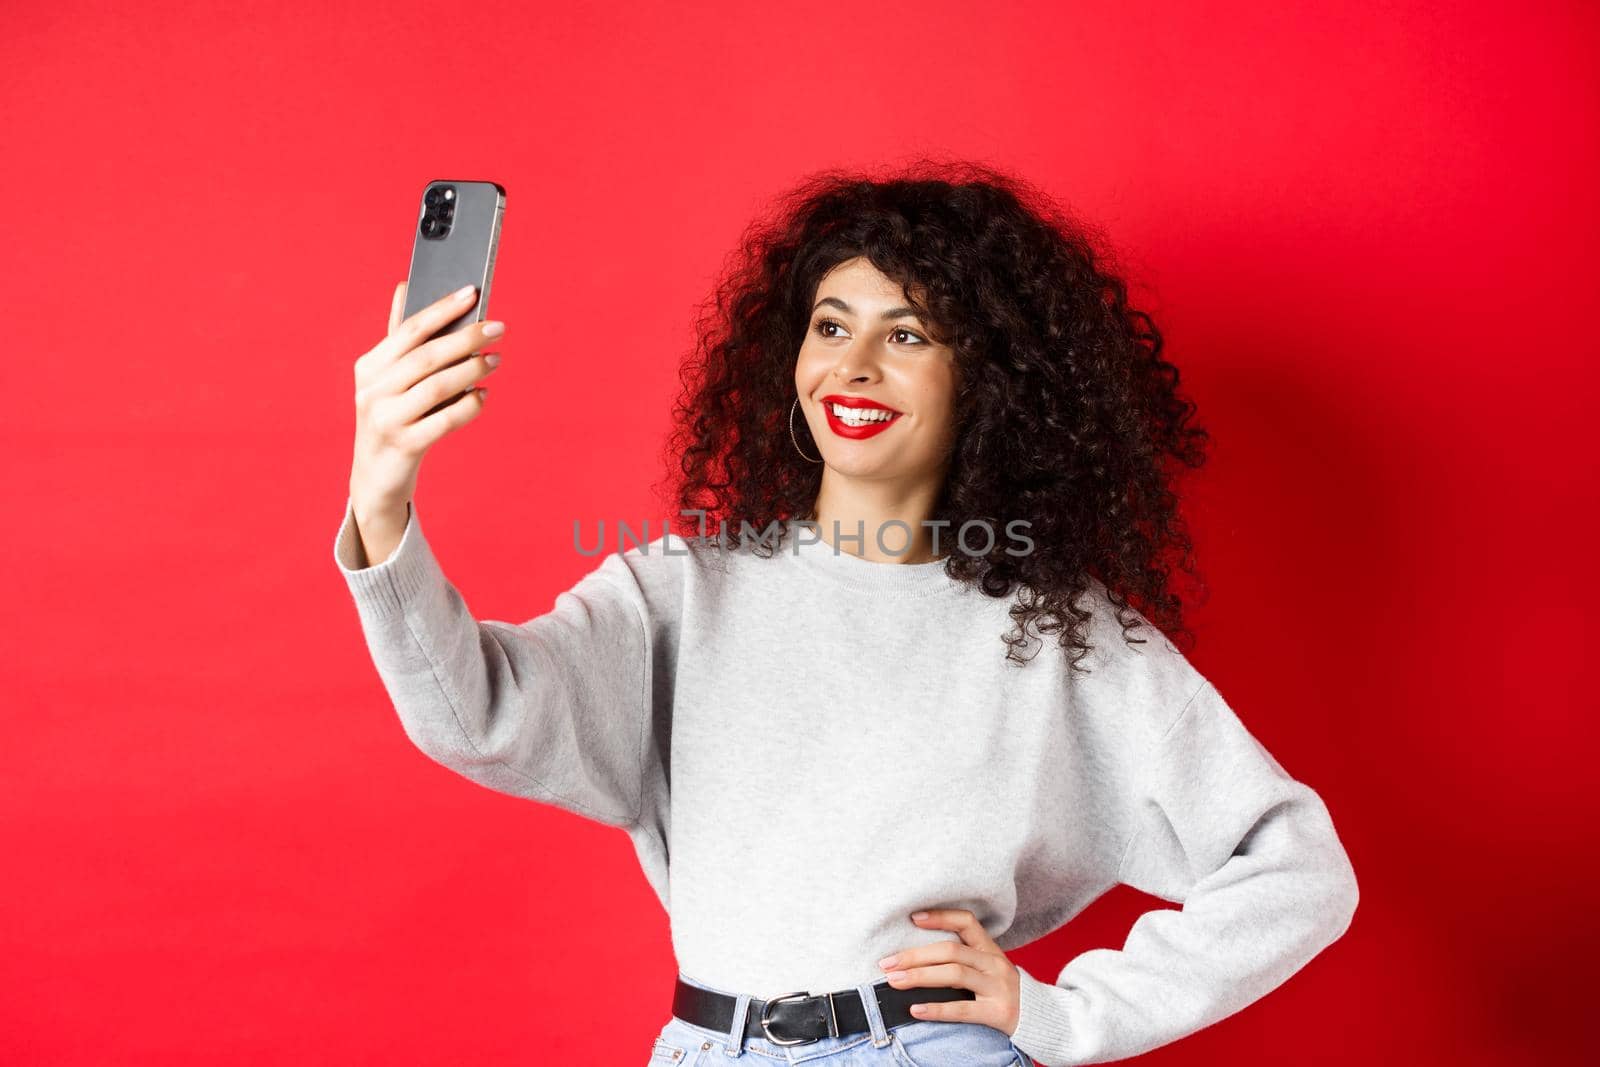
[331,495,442,618]
[1010,964,1073,1060]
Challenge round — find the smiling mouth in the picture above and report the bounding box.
[825,401,902,427]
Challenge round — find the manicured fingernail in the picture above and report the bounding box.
[485,353,501,368]
[456,284,475,299]
[482,321,504,337]
[885,971,908,982]
[911,911,929,920]
[878,955,899,969]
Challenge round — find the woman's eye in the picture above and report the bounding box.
[812,318,926,345]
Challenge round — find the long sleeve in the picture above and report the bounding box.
[1009,680,1360,1065]
[330,495,654,827]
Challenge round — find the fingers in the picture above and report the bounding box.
[883,960,984,1024]
[880,909,1017,1031]
[395,348,500,426]
[387,317,504,399]
[912,907,1000,950]
[376,283,479,365]
[388,281,407,336]
[902,994,981,1024]
[881,939,991,978]
[407,378,489,441]
[883,959,975,986]
[881,956,1006,1027]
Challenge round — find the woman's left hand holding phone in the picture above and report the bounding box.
[343,281,506,566]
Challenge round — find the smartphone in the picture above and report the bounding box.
[402,179,506,418]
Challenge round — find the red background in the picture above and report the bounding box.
[4,1,1595,1062]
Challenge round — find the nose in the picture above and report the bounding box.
[831,351,883,385]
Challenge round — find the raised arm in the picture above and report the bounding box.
[332,495,655,827]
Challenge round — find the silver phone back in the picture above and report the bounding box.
[402,179,506,339]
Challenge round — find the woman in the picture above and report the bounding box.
[333,162,1359,1066]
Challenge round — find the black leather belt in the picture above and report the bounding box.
[671,976,976,1046]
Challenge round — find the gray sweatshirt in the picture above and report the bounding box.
[331,497,1359,1065]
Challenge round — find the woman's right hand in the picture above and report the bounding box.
[347,281,504,518]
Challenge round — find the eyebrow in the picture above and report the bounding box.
[812,296,925,322]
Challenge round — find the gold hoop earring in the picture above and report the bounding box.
[789,397,823,463]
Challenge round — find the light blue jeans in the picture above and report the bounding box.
[648,973,1037,1066]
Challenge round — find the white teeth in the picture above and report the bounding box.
[830,402,895,424]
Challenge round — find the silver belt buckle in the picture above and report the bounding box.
[759,990,839,1046]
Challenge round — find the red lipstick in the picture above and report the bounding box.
[818,394,903,440]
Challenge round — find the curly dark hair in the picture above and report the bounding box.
[652,158,1212,672]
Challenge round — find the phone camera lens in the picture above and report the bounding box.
[420,186,456,239]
